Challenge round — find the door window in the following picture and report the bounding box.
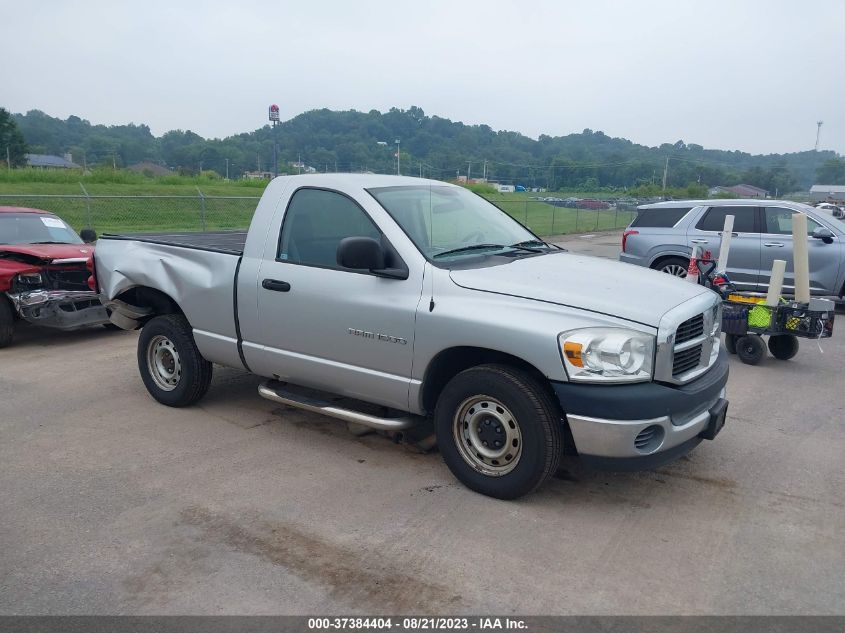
[763,208,821,236]
[278,189,381,269]
[696,206,757,233]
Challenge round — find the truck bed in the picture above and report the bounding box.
[101,230,248,255]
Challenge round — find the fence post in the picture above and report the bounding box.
[575,206,580,232]
[551,205,556,236]
[595,208,599,231]
[614,206,619,228]
[524,199,528,226]
[79,182,93,229]
[196,186,206,231]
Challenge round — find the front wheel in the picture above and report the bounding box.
[434,364,562,500]
[0,298,14,349]
[736,335,766,365]
[137,314,212,407]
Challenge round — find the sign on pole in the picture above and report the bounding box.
[269,104,280,122]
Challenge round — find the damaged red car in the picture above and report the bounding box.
[0,206,110,348]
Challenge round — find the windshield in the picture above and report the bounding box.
[368,185,540,261]
[0,213,83,245]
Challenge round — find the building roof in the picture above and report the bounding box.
[25,154,80,168]
[128,161,173,176]
[810,184,845,194]
[726,183,769,196]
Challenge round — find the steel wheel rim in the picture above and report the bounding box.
[453,395,522,476]
[147,334,182,391]
[662,264,687,278]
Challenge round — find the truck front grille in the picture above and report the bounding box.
[675,314,704,344]
[673,345,703,376]
[46,268,89,291]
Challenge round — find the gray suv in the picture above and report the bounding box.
[619,199,845,298]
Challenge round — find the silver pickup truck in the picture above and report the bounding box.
[94,175,729,499]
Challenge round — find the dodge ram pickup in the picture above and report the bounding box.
[1,206,109,348]
[94,175,729,499]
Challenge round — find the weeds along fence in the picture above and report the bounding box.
[0,192,637,237]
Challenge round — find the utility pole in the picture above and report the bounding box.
[298,153,301,174]
[269,104,280,178]
[661,157,669,191]
[467,161,472,181]
[225,158,229,180]
[419,162,422,178]
[815,121,824,151]
[5,147,9,170]
[483,159,488,181]
[395,139,401,175]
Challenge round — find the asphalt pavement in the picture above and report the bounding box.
[1,230,843,615]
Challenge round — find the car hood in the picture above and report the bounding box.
[0,243,93,263]
[448,251,713,327]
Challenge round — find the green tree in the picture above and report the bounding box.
[816,158,845,185]
[0,107,28,167]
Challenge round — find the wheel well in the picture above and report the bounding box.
[650,254,688,270]
[115,286,184,323]
[420,346,552,415]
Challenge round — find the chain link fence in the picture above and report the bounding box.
[0,192,261,235]
[491,199,637,237]
[0,192,636,237]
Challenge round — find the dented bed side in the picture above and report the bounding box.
[95,238,244,368]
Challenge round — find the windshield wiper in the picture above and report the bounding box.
[510,239,562,251]
[433,243,544,259]
[28,241,71,245]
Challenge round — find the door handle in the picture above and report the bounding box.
[690,239,709,244]
[763,242,785,248]
[262,279,291,292]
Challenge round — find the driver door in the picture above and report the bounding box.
[253,188,424,411]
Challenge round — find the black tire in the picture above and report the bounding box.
[736,335,766,365]
[724,333,738,355]
[652,256,689,279]
[0,298,14,349]
[137,314,212,407]
[768,334,799,361]
[434,364,562,500]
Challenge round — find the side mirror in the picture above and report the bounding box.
[812,227,834,244]
[336,237,408,279]
[79,228,97,243]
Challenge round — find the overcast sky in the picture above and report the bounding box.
[3,0,843,155]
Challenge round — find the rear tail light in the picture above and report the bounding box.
[86,255,98,292]
[622,229,638,253]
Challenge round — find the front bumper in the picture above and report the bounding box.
[553,347,730,470]
[8,290,110,330]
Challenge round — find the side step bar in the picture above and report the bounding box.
[258,380,418,432]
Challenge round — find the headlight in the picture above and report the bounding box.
[559,327,654,383]
[15,272,43,288]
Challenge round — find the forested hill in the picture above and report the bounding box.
[13,106,844,191]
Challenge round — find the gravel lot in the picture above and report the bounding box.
[1,231,843,615]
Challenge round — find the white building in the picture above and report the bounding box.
[810,184,845,204]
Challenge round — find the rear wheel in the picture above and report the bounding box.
[0,298,14,349]
[768,334,799,361]
[434,364,562,500]
[653,256,688,279]
[137,314,212,407]
[736,335,766,365]
[724,333,738,354]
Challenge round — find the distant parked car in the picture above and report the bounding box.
[619,199,845,298]
[814,202,844,218]
[577,198,610,210]
[0,206,110,347]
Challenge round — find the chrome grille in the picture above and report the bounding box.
[675,314,704,344]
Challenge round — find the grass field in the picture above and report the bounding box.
[0,171,634,236]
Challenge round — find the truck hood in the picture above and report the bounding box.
[0,243,93,263]
[448,252,712,327]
